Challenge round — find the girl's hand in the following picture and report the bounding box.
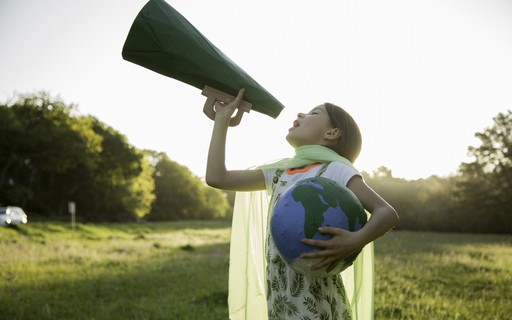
[214,88,245,124]
[300,227,365,272]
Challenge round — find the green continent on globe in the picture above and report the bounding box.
[291,180,344,239]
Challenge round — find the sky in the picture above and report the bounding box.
[1,0,512,180]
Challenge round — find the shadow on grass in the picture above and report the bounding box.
[3,223,29,234]
[100,219,232,232]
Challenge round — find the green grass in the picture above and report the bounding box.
[374,231,512,320]
[1,221,510,320]
[0,221,231,320]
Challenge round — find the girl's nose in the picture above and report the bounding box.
[297,112,305,118]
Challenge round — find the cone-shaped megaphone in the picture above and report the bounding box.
[122,0,285,125]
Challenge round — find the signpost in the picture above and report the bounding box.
[68,201,76,231]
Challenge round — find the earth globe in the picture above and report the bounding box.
[270,177,367,277]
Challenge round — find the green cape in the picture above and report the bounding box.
[229,145,374,319]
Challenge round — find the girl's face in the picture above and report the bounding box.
[286,104,337,148]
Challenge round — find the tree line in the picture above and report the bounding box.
[362,110,512,234]
[1,92,510,233]
[0,92,230,222]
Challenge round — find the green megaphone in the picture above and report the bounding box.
[122,0,285,125]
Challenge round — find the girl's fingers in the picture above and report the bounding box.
[218,88,245,115]
[318,226,344,235]
[301,238,328,249]
[233,88,245,105]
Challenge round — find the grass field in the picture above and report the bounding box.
[1,220,510,320]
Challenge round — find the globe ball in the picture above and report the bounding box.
[270,177,367,277]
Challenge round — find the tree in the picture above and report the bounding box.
[75,119,155,221]
[203,186,231,219]
[1,92,228,222]
[126,151,156,219]
[456,110,512,233]
[147,152,230,220]
[0,92,155,221]
[0,92,102,212]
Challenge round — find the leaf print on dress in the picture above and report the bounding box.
[303,296,317,315]
[270,294,299,319]
[309,280,323,301]
[319,310,331,320]
[290,272,304,298]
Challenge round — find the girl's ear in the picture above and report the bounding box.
[325,128,342,141]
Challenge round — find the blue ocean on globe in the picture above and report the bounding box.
[270,177,367,277]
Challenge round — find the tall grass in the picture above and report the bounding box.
[1,221,510,319]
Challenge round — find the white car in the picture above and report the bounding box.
[0,206,28,226]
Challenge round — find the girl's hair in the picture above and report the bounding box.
[324,103,362,163]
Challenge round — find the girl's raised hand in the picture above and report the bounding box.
[214,88,245,125]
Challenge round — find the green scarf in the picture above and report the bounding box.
[257,145,355,170]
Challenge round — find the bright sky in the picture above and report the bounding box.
[1,0,512,180]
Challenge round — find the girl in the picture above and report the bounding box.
[206,89,398,320]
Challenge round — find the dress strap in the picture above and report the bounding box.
[315,162,331,177]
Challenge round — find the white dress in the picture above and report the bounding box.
[262,162,359,320]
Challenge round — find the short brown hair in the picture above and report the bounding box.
[324,103,362,163]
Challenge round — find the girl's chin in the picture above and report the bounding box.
[285,134,294,143]
[285,136,301,148]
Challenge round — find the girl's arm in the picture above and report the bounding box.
[346,175,399,245]
[205,88,266,191]
[301,175,398,271]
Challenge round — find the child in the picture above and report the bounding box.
[206,89,398,320]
